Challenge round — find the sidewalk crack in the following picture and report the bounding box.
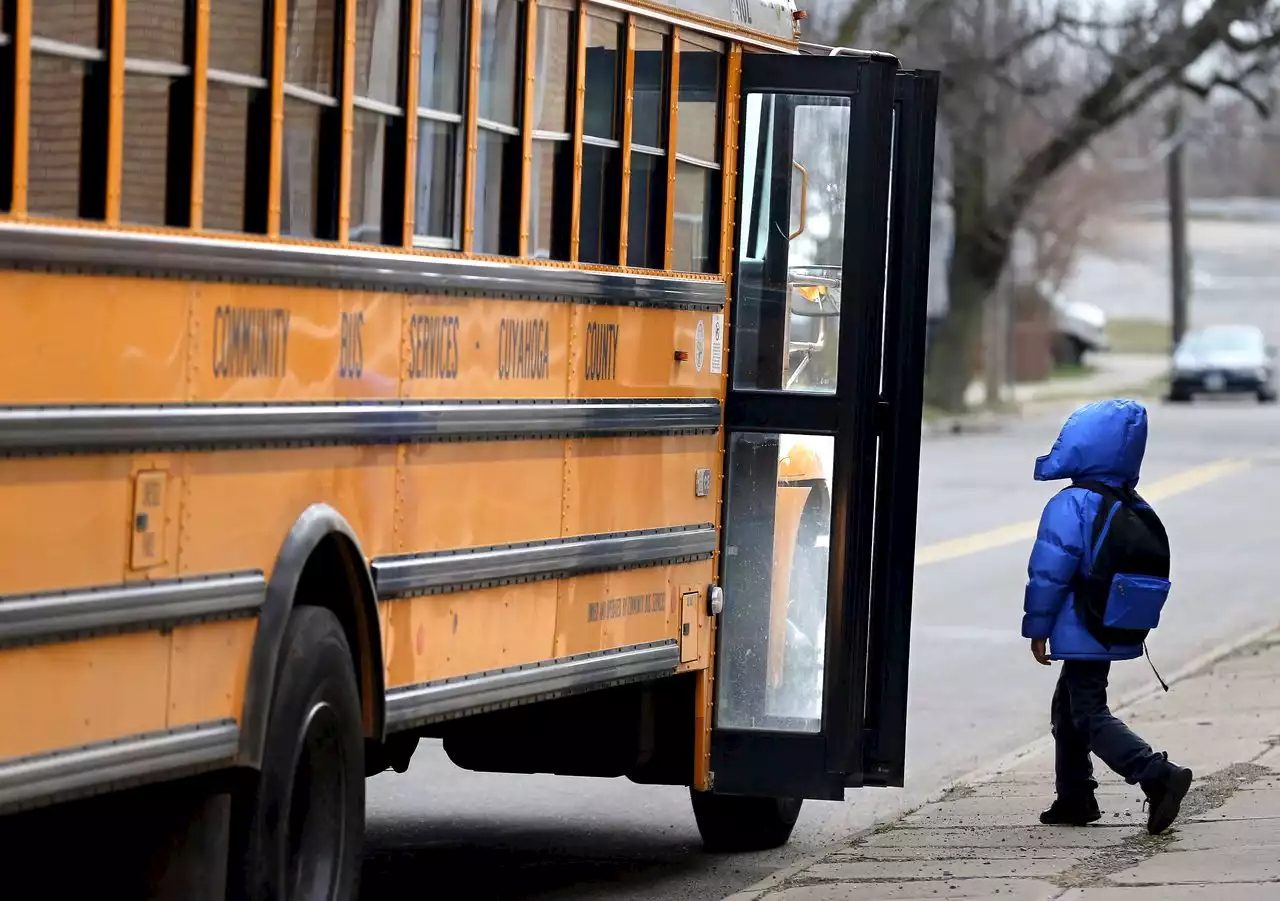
[1047,762,1274,889]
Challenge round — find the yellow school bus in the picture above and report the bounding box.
[0,0,937,896]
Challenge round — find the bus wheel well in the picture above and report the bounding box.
[293,533,385,741]
[237,505,386,770]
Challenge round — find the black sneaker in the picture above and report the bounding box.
[1145,765,1193,835]
[1039,796,1101,826]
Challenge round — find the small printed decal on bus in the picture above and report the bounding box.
[710,314,725,375]
[587,592,666,622]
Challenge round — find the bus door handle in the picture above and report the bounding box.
[789,162,808,241]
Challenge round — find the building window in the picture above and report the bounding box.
[671,32,723,274]
[206,0,270,233]
[28,2,109,219]
[473,0,523,255]
[577,9,623,265]
[626,22,667,269]
[415,0,465,247]
[528,0,573,260]
[351,0,404,245]
[282,0,341,239]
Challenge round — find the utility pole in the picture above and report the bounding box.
[1167,0,1189,351]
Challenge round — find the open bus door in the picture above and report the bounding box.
[704,51,939,825]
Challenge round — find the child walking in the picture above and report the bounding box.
[1023,399,1192,836]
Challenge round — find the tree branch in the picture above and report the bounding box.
[947,12,1070,73]
[1055,10,1158,32]
[993,0,1272,248]
[1182,71,1272,117]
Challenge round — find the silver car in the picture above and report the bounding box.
[1169,325,1277,403]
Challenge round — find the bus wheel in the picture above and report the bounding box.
[232,607,365,901]
[690,789,803,852]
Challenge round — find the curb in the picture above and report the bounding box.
[921,410,1016,437]
[721,618,1280,901]
[922,381,1164,439]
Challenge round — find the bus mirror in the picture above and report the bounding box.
[708,585,724,616]
[788,267,842,319]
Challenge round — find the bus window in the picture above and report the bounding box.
[717,431,834,733]
[578,9,624,265]
[626,23,668,270]
[528,0,574,260]
[351,0,405,245]
[206,0,269,233]
[282,0,340,239]
[415,0,466,247]
[29,2,105,219]
[733,93,848,395]
[123,0,190,227]
[474,0,523,255]
[671,32,722,274]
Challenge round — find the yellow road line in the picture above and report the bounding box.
[915,458,1252,567]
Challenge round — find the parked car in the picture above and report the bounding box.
[1051,294,1109,366]
[1169,324,1277,403]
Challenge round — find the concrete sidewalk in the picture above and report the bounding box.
[965,353,1169,409]
[926,353,1168,437]
[731,629,1280,900]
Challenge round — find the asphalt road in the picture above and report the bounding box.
[1065,214,1280,343]
[361,399,1280,901]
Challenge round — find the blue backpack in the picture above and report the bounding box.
[1070,480,1171,648]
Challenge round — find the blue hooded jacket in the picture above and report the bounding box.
[1022,399,1148,661]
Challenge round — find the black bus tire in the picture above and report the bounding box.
[231,607,365,901]
[690,789,803,852]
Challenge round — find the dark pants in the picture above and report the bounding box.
[1052,660,1171,798]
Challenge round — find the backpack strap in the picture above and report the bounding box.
[1071,479,1127,503]
[1069,480,1127,569]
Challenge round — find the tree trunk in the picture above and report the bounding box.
[923,121,1010,413]
[923,247,995,411]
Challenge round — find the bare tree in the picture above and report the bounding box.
[823,0,1280,411]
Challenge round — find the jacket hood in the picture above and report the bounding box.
[1034,399,1147,486]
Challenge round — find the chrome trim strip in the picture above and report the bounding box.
[384,641,679,729]
[207,68,270,90]
[477,117,521,137]
[674,152,722,170]
[354,95,404,117]
[0,399,721,454]
[283,82,339,107]
[0,573,266,645]
[417,106,464,125]
[0,223,726,308]
[373,524,717,597]
[124,58,191,78]
[29,36,106,62]
[0,721,239,813]
[583,134,622,150]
